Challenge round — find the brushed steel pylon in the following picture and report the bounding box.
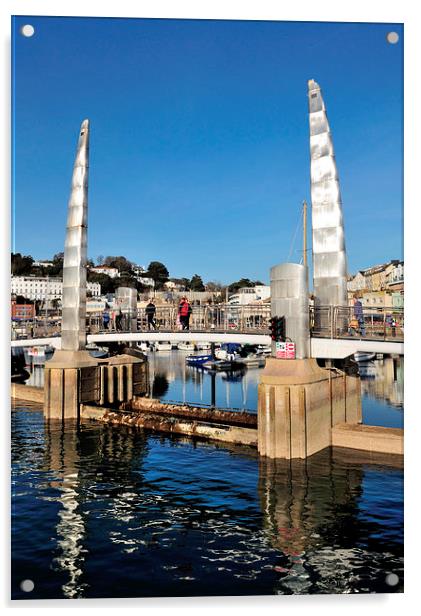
[308,80,348,309]
[61,119,89,351]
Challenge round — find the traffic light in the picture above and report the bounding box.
[275,316,285,341]
[269,316,277,340]
[269,316,286,342]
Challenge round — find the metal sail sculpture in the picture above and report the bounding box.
[308,80,348,310]
[61,119,90,351]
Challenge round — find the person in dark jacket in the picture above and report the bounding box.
[353,296,366,337]
[102,310,110,330]
[145,300,157,331]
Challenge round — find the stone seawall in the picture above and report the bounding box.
[81,403,258,448]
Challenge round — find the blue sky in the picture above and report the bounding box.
[12,17,403,284]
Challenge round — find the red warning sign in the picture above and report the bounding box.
[275,342,296,359]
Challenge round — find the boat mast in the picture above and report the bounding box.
[303,200,309,292]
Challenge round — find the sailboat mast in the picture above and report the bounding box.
[303,200,307,269]
[303,200,309,293]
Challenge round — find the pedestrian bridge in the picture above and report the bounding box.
[11,331,404,358]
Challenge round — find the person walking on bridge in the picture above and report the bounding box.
[178,296,191,331]
[145,300,157,331]
[353,295,366,337]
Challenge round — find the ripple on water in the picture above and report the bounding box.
[11,405,403,599]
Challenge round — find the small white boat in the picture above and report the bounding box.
[196,341,211,351]
[177,341,196,352]
[86,343,109,358]
[237,355,266,368]
[353,352,376,363]
[257,344,271,356]
[154,341,172,351]
[136,341,150,352]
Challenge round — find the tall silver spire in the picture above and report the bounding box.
[61,119,89,351]
[308,80,348,309]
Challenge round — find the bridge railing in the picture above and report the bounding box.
[12,304,404,342]
[311,305,404,341]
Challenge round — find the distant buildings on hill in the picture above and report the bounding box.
[347,260,404,309]
[11,276,101,301]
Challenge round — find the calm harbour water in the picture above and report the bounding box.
[11,353,403,599]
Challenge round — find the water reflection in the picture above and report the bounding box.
[360,356,404,408]
[149,351,260,411]
[12,406,403,599]
[259,449,403,594]
[21,352,403,424]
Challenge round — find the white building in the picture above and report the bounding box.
[90,266,120,278]
[386,261,404,288]
[347,271,366,293]
[33,260,55,268]
[228,285,270,306]
[11,276,101,300]
[132,264,146,277]
[138,277,155,288]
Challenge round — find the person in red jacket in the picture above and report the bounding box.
[178,296,191,330]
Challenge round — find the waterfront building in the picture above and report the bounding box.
[347,260,404,304]
[386,261,404,291]
[11,276,101,300]
[11,301,35,321]
[347,271,366,294]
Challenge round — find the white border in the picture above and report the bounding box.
[2,1,418,614]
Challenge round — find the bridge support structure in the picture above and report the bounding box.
[257,357,361,459]
[44,119,149,420]
[259,258,362,459]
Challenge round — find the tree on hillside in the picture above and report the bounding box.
[96,255,105,265]
[228,278,264,293]
[205,281,224,292]
[118,273,138,290]
[87,271,116,295]
[190,274,205,291]
[104,255,133,273]
[170,277,190,290]
[14,294,32,304]
[48,252,64,276]
[228,278,254,293]
[11,253,34,276]
[146,261,169,290]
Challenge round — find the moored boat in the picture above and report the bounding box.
[177,341,196,352]
[353,352,376,363]
[154,341,172,351]
[185,354,213,366]
[196,341,211,351]
[237,355,266,368]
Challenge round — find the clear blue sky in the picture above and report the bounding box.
[12,16,403,284]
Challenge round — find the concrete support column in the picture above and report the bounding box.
[258,358,362,459]
[270,263,310,359]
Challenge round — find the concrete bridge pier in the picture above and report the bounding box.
[257,263,362,459]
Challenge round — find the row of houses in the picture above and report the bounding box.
[347,260,404,309]
[11,276,101,300]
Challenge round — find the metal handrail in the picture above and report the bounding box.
[12,304,404,342]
